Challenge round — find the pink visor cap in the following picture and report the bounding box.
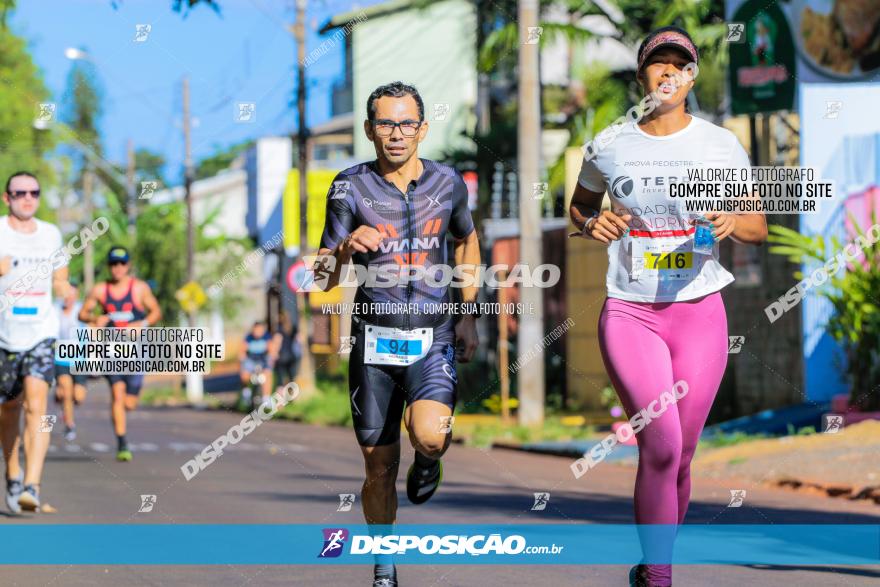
[637,30,699,72]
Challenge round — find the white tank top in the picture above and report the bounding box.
[578,116,746,302]
[0,216,65,351]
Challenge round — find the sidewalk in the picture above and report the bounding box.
[485,417,880,505]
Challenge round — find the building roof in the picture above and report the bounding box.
[319,0,426,33]
[310,112,354,136]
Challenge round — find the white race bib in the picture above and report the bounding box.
[5,303,42,323]
[364,325,433,366]
[630,236,699,281]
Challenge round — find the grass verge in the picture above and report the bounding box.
[140,386,222,408]
[274,377,353,427]
[453,416,598,448]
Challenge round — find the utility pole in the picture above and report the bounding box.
[83,168,94,292]
[183,76,195,290]
[127,138,136,241]
[516,0,545,427]
[293,0,315,396]
[182,74,203,404]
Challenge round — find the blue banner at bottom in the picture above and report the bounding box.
[0,524,877,565]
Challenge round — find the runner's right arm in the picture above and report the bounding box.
[570,161,631,244]
[316,178,383,291]
[79,285,110,327]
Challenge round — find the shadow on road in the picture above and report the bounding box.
[247,477,880,524]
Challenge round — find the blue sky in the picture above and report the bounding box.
[11,0,383,181]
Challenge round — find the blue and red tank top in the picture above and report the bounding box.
[100,278,146,327]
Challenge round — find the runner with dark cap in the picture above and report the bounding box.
[79,246,161,462]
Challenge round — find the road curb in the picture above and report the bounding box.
[776,478,880,505]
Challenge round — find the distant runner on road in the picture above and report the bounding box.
[54,281,88,442]
[79,247,161,462]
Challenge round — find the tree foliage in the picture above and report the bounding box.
[195,140,252,180]
[67,191,249,324]
[0,17,56,193]
[768,215,880,411]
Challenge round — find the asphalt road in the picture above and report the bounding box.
[2,383,878,586]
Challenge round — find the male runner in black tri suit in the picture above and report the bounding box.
[317,81,481,587]
[79,247,161,461]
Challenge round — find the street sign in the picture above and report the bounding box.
[286,261,307,292]
[728,0,796,115]
[724,0,797,115]
[175,281,207,314]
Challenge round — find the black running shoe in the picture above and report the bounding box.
[406,458,443,505]
[628,564,649,587]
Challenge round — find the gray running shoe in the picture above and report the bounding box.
[5,474,22,514]
[18,484,40,512]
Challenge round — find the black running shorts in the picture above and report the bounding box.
[0,339,56,403]
[349,317,458,446]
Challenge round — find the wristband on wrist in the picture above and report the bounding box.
[582,210,600,236]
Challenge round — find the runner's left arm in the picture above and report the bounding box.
[138,281,163,327]
[709,135,767,245]
[51,226,72,299]
[450,172,480,363]
[52,265,72,300]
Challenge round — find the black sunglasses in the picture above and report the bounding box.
[9,190,40,200]
[109,260,128,266]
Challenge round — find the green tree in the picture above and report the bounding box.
[473,0,729,198]
[110,0,220,15]
[0,10,56,195]
[69,190,250,323]
[135,148,168,188]
[768,216,880,411]
[61,51,104,165]
[195,140,252,180]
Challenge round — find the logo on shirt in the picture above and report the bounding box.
[376,223,441,262]
[362,197,395,211]
[330,181,350,200]
[611,176,634,199]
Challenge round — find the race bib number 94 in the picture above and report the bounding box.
[364,325,433,366]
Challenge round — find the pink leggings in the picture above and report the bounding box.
[598,292,728,586]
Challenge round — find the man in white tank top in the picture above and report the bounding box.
[0,171,71,513]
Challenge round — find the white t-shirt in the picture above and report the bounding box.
[0,216,65,351]
[578,115,747,302]
[55,300,83,366]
